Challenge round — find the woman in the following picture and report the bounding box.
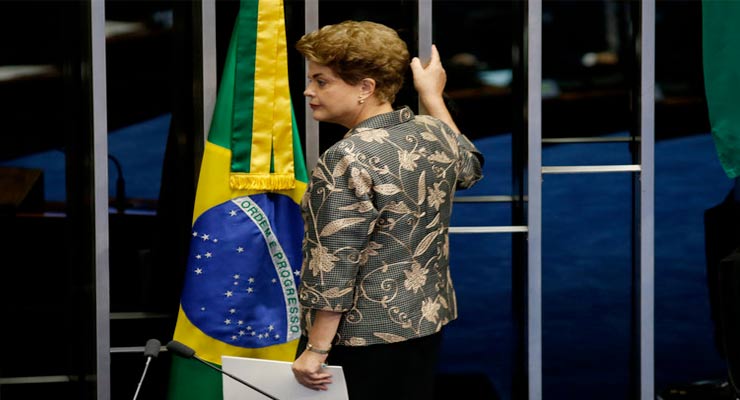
[291,20,484,399]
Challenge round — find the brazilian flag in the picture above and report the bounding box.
[168,0,307,398]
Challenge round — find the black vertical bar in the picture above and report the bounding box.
[628,1,640,398]
[154,2,204,316]
[63,2,98,398]
[511,0,529,398]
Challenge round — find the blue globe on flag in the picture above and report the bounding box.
[181,193,303,348]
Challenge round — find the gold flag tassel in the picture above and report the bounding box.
[229,172,295,190]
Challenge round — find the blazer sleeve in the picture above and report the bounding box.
[299,144,379,313]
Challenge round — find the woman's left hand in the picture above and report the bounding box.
[410,45,461,134]
[410,44,447,102]
[292,350,333,391]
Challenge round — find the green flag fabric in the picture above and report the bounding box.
[167,0,308,398]
[703,1,740,178]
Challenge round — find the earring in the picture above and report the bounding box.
[358,99,365,104]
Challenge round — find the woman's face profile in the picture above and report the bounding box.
[303,61,364,128]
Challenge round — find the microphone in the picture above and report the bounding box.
[132,339,161,400]
[144,338,162,358]
[165,340,194,358]
[107,154,128,214]
[166,340,279,400]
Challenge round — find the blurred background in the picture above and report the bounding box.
[0,1,733,399]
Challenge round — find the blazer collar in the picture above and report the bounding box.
[348,106,415,134]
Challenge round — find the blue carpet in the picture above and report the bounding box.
[3,115,733,399]
[444,132,732,399]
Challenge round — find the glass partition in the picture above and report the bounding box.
[0,1,730,399]
[433,2,515,398]
[0,2,99,398]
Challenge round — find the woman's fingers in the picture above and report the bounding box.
[296,372,333,390]
[411,45,442,72]
[410,57,423,75]
[292,362,333,391]
[430,44,441,65]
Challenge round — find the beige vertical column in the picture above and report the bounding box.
[636,0,655,399]
[526,0,542,398]
[89,0,110,398]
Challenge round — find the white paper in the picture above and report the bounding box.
[221,355,349,400]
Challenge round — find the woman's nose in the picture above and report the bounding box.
[303,87,314,97]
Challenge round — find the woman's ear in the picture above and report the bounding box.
[359,78,377,98]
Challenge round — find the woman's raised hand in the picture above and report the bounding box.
[410,45,461,134]
[410,44,447,102]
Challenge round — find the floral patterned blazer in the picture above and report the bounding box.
[298,106,484,347]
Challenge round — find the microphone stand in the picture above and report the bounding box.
[108,154,128,214]
[132,356,153,400]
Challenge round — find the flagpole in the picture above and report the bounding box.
[304,0,319,171]
[201,0,217,144]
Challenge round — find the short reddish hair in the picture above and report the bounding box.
[296,20,410,104]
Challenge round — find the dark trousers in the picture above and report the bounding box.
[297,332,443,400]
